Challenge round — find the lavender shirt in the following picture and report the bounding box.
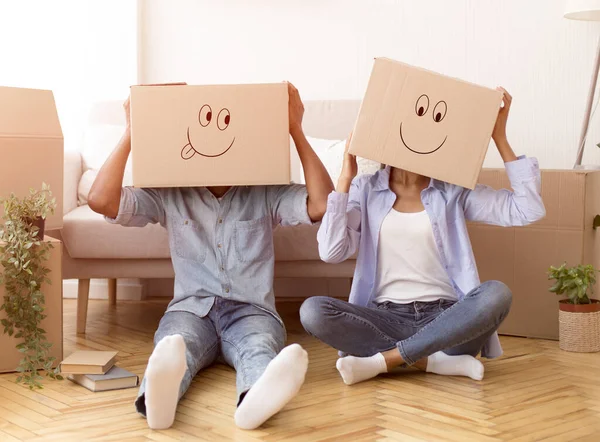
[317,157,546,358]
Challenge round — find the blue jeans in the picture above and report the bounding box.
[135,297,286,416]
[300,281,511,364]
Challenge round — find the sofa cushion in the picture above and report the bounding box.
[62,205,323,261]
[62,205,171,259]
[294,137,381,185]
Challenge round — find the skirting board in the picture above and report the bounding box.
[63,278,143,301]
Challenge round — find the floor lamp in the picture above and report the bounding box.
[565,1,600,167]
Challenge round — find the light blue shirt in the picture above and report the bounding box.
[108,185,311,323]
[317,157,546,358]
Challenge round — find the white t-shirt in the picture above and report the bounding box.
[375,209,457,304]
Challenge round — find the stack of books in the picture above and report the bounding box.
[60,351,139,392]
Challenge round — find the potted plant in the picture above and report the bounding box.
[548,263,600,352]
[1,183,56,239]
[0,184,62,389]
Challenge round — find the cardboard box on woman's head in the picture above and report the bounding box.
[129,83,290,188]
[349,58,503,189]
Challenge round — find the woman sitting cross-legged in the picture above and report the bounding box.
[300,88,546,385]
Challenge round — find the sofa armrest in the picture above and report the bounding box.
[64,150,82,215]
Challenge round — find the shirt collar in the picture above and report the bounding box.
[373,165,436,192]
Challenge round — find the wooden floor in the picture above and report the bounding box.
[0,299,599,441]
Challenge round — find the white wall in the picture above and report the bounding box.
[0,0,137,151]
[140,0,600,169]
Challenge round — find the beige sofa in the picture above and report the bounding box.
[57,100,363,333]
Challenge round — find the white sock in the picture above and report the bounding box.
[426,351,484,381]
[336,353,388,386]
[144,334,188,430]
[234,343,308,430]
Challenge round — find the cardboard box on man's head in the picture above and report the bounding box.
[130,83,290,187]
[0,87,63,229]
[349,58,503,189]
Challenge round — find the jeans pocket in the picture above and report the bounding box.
[172,217,207,263]
[234,216,272,263]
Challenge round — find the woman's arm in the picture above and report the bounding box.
[288,83,334,222]
[492,87,518,163]
[463,88,546,226]
[317,135,362,263]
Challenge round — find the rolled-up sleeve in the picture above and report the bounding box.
[105,187,166,227]
[317,178,362,264]
[462,156,546,227]
[269,184,312,227]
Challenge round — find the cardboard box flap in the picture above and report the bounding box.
[0,87,63,138]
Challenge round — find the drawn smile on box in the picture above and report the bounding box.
[181,104,235,160]
[399,94,448,155]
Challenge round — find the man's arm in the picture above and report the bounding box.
[88,98,132,219]
[288,83,334,222]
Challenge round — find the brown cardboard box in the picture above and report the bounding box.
[0,87,63,229]
[0,237,63,373]
[130,83,290,187]
[350,58,502,189]
[470,169,600,339]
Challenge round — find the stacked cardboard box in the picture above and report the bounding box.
[470,169,600,339]
[0,87,64,372]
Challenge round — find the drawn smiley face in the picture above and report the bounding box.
[181,104,235,160]
[399,94,448,155]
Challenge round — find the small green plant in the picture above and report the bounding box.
[0,183,62,389]
[2,182,56,223]
[548,263,597,305]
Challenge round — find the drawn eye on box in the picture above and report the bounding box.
[180,104,235,160]
[399,93,449,155]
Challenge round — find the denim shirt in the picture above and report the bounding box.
[108,185,311,323]
[317,157,546,358]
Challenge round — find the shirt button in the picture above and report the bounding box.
[218,219,223,224]
[218,243,222,248]
[225,288,230,293]
[184,220,188,225]
[220,266,225,271]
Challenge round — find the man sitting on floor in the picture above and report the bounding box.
[88,82,334,430]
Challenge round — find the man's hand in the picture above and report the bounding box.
[288,82,304,137]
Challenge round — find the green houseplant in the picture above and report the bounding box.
[548,263,600,352]
[0,184,62,388]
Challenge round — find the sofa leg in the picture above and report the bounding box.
[108,278,117,306]
[77,279,91,334]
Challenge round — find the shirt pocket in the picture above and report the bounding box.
[172,217,207,263]
[234,216,272,263]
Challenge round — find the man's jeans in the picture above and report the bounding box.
[135,297,286,416]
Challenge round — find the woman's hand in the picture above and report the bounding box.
[492,87,511,144]
[337,133,358,193]
[492,87,517,162]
